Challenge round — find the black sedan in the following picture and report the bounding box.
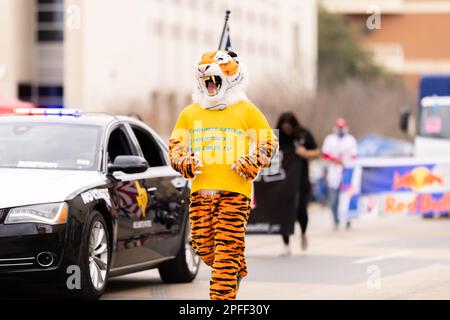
[0,109,200,299]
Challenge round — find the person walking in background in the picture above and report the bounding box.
[128,112,143,122]
[322,118,358,230]
[277,112,320,256]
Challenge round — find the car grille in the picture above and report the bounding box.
[0,257,35,268]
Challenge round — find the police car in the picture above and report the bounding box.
[0,109,200,299]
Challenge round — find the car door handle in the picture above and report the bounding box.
[147,187,158,193]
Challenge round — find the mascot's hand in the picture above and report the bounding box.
[177,152,203,180]
[169,139,203,180]
[231,154,260,181]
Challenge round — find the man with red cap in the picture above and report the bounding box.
[322,118,358,229]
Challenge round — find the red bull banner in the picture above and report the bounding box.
[340,158,450,218]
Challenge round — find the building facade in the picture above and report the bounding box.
[0,0,33,101]
[322,0,450,92]
[0,0,318,137]
[0,0,64,107]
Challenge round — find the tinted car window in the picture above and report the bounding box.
[0,123,100,170]
[107,127,135,163]
[131,126,165,167]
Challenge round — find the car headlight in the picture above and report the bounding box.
[5,202,68,225]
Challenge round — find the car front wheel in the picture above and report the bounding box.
[78,211,110,299]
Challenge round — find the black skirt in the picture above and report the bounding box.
[251,150,301,235]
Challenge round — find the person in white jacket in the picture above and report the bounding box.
[322,118,358,229]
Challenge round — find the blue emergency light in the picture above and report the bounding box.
[14,108,82,118]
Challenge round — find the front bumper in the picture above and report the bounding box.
[0,223,66,274]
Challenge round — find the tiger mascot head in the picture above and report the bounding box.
[193,50,248,110]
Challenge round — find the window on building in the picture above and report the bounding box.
[189,0,197,10]
[149,91,161,130]
[205,0,214,13]
[259,14,267,27]
[247,11,255,24]
[272,17,279,30]
[31,0,66,107]
[272,46,279,58]
[204,32,213,45]
[154,21,165,37]
[151,92,160,109]
[37,11,64,23]
[260,43,268,56]
[234,37,243,52]
[18,83,33,103]
[167,92,178,126]
[36,0,64,43]
[172,24,182,40]
[292,24,301,69]
[218,2,228,16]
[37,0,64,3]
[185,94,192,106]
[233,8,242,20]
[248,40,256,54]
[189,27,199,42]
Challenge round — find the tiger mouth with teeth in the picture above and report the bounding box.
[200,75,223,97]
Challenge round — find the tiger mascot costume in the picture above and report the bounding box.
[168,50,278,300]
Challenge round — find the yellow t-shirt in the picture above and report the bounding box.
[170,101,276,198]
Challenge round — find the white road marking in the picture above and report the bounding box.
[352,250,413,264]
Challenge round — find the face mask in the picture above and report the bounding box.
[334,128,347,138]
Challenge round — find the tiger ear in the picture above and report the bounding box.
[227,51,238,58]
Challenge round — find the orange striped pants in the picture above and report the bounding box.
[189,190,251,300]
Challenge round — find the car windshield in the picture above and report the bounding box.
[0,122,101,170]
[419,106,450,140]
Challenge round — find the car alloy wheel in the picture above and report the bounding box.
[88,221,109,291]
[184,223,200,275]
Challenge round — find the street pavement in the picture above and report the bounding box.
[104,204,450,300]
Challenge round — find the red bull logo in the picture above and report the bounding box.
[385,193,450,214]
[393,166,444,191]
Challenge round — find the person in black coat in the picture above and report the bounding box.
[276,112,321,255]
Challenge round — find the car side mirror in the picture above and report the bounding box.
[108,155,149,174]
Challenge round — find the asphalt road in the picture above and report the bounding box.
[1,204,448,300]
[103,204,450,300]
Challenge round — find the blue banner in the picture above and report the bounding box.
[339,160,450,217]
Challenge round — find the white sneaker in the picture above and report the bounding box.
[281,245,291,257]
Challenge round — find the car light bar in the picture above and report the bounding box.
[14,108,82,117]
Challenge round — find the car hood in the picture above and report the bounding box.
[0,169,107,209]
